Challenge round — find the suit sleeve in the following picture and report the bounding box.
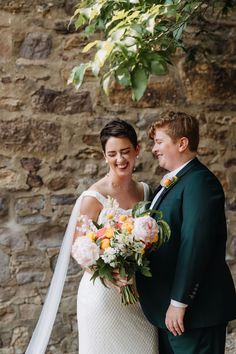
[170,170,226,305]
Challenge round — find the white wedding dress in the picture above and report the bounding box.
[25,182,158,354]
[77,183,158,354]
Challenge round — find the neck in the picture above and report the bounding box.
[106,172,133,189]
[169,153,196,172]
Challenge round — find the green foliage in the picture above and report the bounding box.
[69,0,234,100]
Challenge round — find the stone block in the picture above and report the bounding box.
[0,250,10,283]
[0,195,9,216]
[0,118,61,153]
[19,32,52,60]
[16,271,46,284]
[75,147,103,160]
[32,87,92,114]
[0,30,12,62]
[50,194,76,206]
[28,225,64,250]
[181,61,236,102]
[47,177,68,191]
[26,174,43,188]
[64,0,77,15]
[17,214,49,225]
[0,98,22,111]
[0,0,65,13]
[0,11,12,27]
[0,227,28,251]
[15,196,45,216]
[20,158,41,172]
[0,287,16,302]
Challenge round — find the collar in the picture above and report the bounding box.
[160,159,194,187]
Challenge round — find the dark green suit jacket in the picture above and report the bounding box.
[136,158,236,329]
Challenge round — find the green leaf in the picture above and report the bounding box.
[67,63,91,89]
[151,60,168,75]
[74,14,87,29]
[140,266,152,277]
[119,265,127,278]
[131,67,148,101]
[115,67,131,87]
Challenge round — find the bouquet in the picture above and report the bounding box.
[72,197,170,305]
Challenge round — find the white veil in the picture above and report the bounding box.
[25,195,83,354]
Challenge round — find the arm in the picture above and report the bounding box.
[171,171,225,303]
[166,171,225,334]
[73,196,102,240]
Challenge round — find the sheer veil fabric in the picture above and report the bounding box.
[25,195,83,354]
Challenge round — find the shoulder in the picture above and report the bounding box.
[183,165,224,198]
[80,179,107,214]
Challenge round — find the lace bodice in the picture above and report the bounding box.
[80,182,150,224]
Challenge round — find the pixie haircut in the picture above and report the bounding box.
[100,119,138,151]
[148,111,199,152]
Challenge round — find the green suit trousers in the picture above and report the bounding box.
[158,324,227,354]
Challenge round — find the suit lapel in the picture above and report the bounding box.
[152,157,200,210]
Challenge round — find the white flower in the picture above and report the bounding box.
[104,196,119,209]
[133,216,158,244]
[101,247,118,266]
[72,236,100,267]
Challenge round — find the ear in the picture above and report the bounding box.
[135,144,141,157]
[178,137,189,152]
[103,152,108,163]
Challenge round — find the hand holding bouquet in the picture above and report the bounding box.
[72,198,170,305]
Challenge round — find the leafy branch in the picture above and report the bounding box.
[68,0,234,100]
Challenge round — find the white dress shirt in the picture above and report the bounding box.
[151,159,193,308]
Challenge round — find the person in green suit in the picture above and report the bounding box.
[136,111,236,354]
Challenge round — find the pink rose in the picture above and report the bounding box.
[72,236,100,267]
[133,216,158,244]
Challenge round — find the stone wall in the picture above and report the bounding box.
[0,1,235,353]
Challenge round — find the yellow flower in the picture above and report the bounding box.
[106,213,114,220]
[152,234,158,243]
[119,215,128,222]
[86,232,96,241]
[100,238,110,250]
[104,228,114,239]
[162,176,178,188]
[163,178,172,187]
[122,222,133,234]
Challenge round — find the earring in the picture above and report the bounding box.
[105,160,108,163]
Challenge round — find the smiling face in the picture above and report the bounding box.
[152,128,184,171]
[104,137,140,177]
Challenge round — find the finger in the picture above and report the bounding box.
[166,322,178,336]
[178,320,185,333]
[173,322,182,336]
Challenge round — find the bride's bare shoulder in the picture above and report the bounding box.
[87,177,108,196]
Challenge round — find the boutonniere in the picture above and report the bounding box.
[161,175,178,189]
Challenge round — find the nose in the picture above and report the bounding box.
[117,152,125,162]
[152,143,158,154]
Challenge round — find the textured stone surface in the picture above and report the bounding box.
[19,32,52,60]
[0,3,235,354]
[32,87,93,114]
[0,119,61,153]
[0,249,10,282]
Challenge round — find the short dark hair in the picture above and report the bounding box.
[100,119,138,151]
[149,111,199,152]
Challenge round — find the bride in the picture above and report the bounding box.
[25,119,158,354]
